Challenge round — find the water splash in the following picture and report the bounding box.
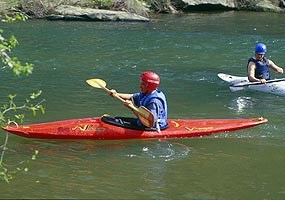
[141,140,191,162]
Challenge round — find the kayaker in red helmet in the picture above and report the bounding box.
[110,71,168,130]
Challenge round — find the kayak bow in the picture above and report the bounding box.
[2,116,268,140]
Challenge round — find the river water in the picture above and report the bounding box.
[1,11,285,199]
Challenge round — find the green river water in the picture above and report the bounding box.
[1,11,285,199]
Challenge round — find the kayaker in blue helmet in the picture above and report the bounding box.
[110,71,168,130]
[247,43,283,83]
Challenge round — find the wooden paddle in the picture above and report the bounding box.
[86,78,154,128]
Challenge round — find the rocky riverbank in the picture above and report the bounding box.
[0,0,284,22]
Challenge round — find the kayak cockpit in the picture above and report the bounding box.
[101,116,169,131]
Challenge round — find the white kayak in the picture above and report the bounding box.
[218,73,285,96]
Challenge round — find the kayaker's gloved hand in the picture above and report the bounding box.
[260,79,267,84]
[109,89,117,97]
[123,100,133,107]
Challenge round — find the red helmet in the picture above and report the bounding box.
[140,71,160,92]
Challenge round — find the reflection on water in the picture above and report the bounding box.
[29,139,191,199]
[228,96,255,114]
[35,139,191,163]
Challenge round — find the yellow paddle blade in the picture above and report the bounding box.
[133,106,155,128]
[86,79,107,88]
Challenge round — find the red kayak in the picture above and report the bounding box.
[2,116,267,140]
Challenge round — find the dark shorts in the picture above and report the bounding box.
[101,116,168,131]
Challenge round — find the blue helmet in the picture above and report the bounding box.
[255,43,267,54]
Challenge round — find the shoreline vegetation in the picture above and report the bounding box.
[0,0,284,22]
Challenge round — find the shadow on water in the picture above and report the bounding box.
[32,139,192,162]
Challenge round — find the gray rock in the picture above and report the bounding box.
[181,0,236,8]
[256,0,282,12]
[173,0,284,12]
[47,5,150,22]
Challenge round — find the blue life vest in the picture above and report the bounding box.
[248,57,270,80]
[132,90,168,128]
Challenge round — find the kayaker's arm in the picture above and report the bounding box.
[268,60,284,74]
[109,89,133,100]
[247,61,267,83]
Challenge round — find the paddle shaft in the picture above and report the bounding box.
[100,86,139,111]
[89,79,154,127]
[232,78,285,87]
